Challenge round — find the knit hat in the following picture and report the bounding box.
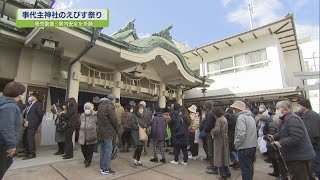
[298,99,312,109]
[139,101,146,107]
[129,100,136,107]
[230,100,246,111]
[259,114,270,122]
[188,105,197,113]
[84,102,94,110]
[107,94,116,101]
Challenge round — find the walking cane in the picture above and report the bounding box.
[268,136,293,180]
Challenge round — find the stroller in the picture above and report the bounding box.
[268,136,293,180]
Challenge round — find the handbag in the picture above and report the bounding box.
[56,119,67,132]
[138,124,148,141]
[199,131,207,139]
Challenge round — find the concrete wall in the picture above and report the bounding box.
[0,47,21,79]
[15,48,58,86]
[185,35,286,99]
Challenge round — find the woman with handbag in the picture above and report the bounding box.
[78,102,97,167]
[211,107,231,180]
[130,104,148,167]
[58,98,78,159]
[51,102,67,155]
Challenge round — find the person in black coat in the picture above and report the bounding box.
[202,100,218,175]
[170,107,190,165]
[59,98,78,159]
[22,93,43,160]
[225,108,240,169]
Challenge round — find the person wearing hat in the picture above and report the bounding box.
[230,100,257,180]
[97,94,118,175]
[0,81,25,179]
[21,92,43,160]
[188,105,200,160]
[297,99,320,179]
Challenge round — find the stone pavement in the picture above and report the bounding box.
[4,145,274,180]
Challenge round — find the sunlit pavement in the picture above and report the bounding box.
[4,144,273,180]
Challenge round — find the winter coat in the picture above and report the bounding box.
[151,112,167,141]
[115,103,125,126]
[300,109,320,148]
[60,106,78,128]
[131,111,148,146]
[171,114,190,146]
[145,108,153,125]
[234,110,258,150]
[189,112,200,132]
[203,109,216,133]
[78,113,97,145]
[212,116,230,167]
[122,111,132,129]
[0,96,23,149]
[274,112,316,161]
[51,107,65,142]
[97,99,118,140]
[264,121,279,158]
[225,113,237,152]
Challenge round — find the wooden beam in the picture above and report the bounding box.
[202,49,208,53]
[225,41,231,47]
[283,48,298,52]
[275,28,293,34]
[282,44,296,49]
[192,52,198,56]
[238,37,244,43]
[280,39,296,45]
[268,28,273,34]
[252,33,257,39]
[279,34,294,40]
[212,45,219,50]
[274,21,291,33]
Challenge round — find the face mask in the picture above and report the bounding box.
[296,107,301,113]
[139,110,144,114]
[276,109,283,117]
[130,109,133,113]
[19,95,24,101]
[85,109,91,115]
[259,108,264,113]
[63,106,67,110]
[28,96,32,102]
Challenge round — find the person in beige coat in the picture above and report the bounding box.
[78,102,97,167]
[188,105,200,160]
[211,107,231,180]
[115,98,124,148]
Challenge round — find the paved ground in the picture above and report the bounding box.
[4,144,274,180]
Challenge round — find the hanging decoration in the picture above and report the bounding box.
[80,61,183,98]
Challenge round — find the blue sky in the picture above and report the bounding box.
[53,0,319,49]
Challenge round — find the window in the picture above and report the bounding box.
[207,61,220,73]
[220,57,234,75]
[234,54,246,72]
[207,48,269,76]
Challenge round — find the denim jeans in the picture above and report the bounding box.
[218,166,230,176]
[238,147,256,180]
[100,139,113,171]
[230,151,239,163]
[314,147,320,179]
[0,146,13,179]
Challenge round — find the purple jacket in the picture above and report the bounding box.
[151,112,167,141]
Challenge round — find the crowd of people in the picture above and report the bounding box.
[0,81,320,180]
